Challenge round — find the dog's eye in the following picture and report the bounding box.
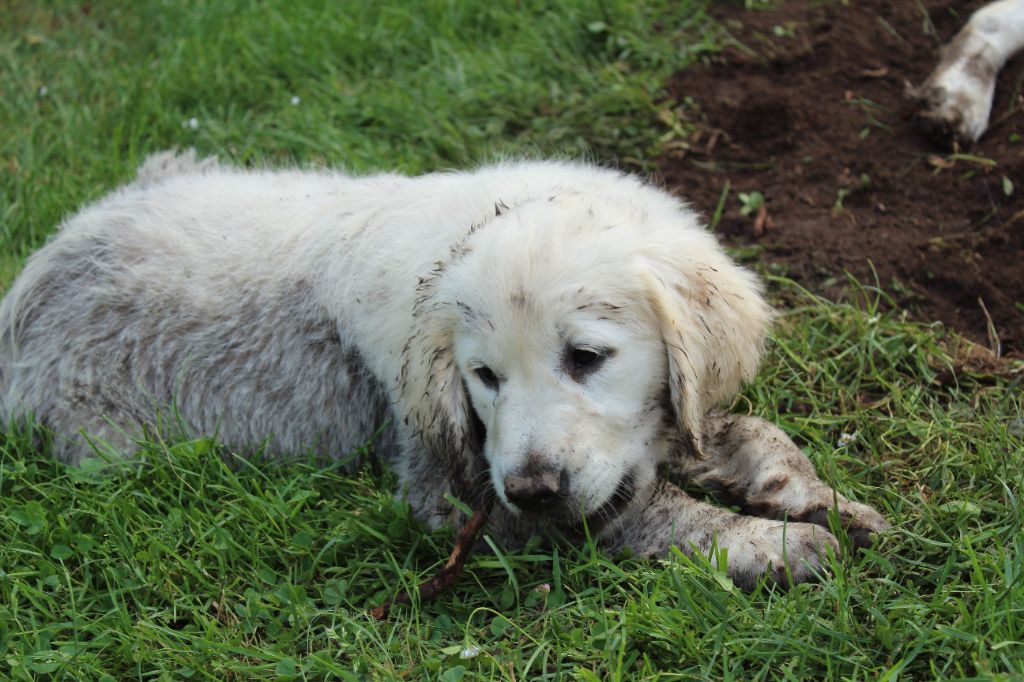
[474,365,501,390]
[572,348,600,368]
[567,346,607,381]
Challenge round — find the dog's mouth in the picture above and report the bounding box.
[579,469,638,532]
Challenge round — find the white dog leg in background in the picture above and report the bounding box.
[910,0,1024,144]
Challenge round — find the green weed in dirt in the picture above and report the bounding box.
[1,2,1022,680]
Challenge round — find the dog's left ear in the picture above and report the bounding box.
[398,271,484,493]
[642,249,772,458]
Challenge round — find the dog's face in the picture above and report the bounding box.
[405,188,771,533]
[452,258,669,530]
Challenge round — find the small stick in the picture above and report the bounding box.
[370,505,489,620]
[752,203,769,237]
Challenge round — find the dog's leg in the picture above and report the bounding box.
[676,412,890,549]
[395,446,464,531]
[605,480,839,589]
[909,0,1024,144]
[44,411,141,465]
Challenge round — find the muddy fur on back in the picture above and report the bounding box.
[0,151,888,589]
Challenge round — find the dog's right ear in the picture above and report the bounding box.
[641,245,772,459]
[398,269,484,492]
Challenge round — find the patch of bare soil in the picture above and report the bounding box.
[658,0,1024,353]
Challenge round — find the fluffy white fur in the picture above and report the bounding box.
[0,153,888,589]
[911,0,1024,143]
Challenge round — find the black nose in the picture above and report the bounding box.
[503,466,565,513]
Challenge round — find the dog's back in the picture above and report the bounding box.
[0,153,394,463]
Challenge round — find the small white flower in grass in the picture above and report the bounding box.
[185,117,199,130]
[290,95,300,106]
[535,583,551,594]
[38,86,48,97]
[837,431,858,447]
[459,645,481,659]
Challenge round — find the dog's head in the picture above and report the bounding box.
[401,173,770,533]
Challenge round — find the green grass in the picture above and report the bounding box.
[2,1,1023,680]
[1,0,717,282]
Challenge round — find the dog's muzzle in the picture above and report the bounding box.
[503,464,568,514]
[502,461,638,534]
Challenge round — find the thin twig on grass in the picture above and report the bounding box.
[370,505,490,620]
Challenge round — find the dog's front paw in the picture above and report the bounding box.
[744,477,890,551]
[716,519,839,590]
[800,499,890,550]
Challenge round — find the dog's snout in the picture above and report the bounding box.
[503,465,566,513]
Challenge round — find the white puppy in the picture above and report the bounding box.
[911,0,1024,143]
[0,153,888,589]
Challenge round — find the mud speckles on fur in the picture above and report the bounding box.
[509,289,531,310]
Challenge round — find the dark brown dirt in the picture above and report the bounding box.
[658,0,1024,354]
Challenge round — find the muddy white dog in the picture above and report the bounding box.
[0,152,889,589]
